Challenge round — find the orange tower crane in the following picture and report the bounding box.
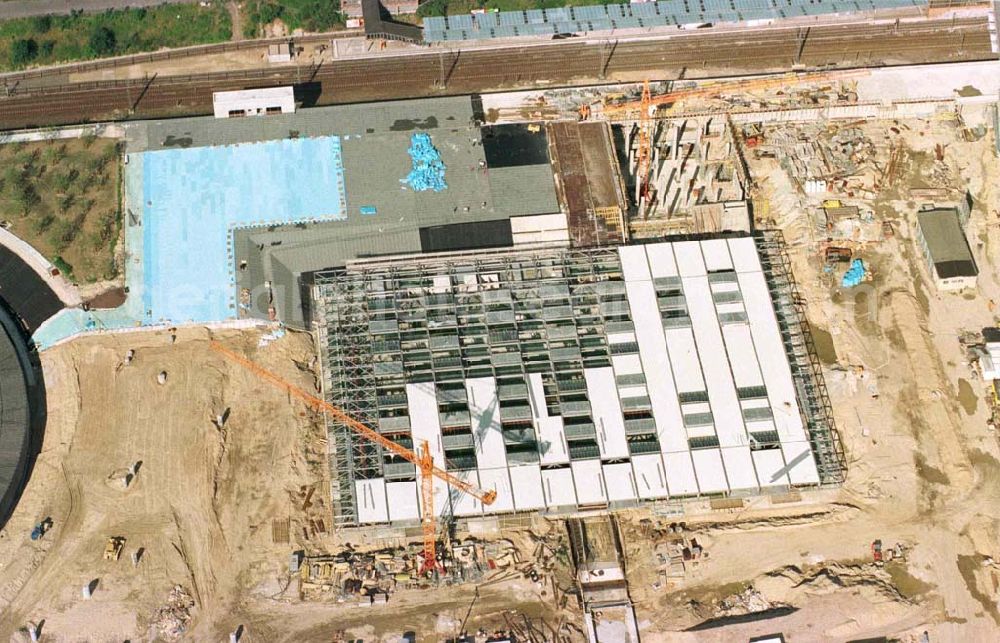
[208,341,498,574]
[635,79,653,201]
[583,69,869,120]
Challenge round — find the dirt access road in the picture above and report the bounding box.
[0,328,328,640]
[0,327,567,641]
[622,119,1000,641]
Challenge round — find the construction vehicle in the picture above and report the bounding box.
[871,539,883,565]
[208,341,498,575]
[104,536,126,561]
[580,69,869,121]
[30,520,48,541]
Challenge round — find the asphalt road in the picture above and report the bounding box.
[0,0,196,20]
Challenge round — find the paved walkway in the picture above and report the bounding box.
[0,227,81,309]
[0,0,197,20]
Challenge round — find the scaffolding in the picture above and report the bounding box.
[755,229,847,484]
[313,237,846,526]
[314,246,647,526]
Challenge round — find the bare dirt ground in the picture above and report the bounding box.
[0,327,571,641]
[620,112,1000,641]
[2,109,1000,641]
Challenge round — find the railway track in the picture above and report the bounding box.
[0,17,993,129]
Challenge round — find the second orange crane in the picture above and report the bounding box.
[209,341,498,574]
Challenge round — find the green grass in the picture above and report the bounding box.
[0,5,232,71]
[242,0,345,39]
[417,0,623,18]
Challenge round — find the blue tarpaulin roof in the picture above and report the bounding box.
[402,133,448,193]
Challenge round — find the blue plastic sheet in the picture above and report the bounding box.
[841,258,865,288]
[402,133,447,192]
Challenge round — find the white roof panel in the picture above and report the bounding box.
[692,448,729,493]
[572,460,608,505]
[631,453,670,499]
[386,481,420,522]
[728,236,762,273]
[603,462,637,502]
[527,372,546,414]
[407,382,445,465]
[619,245,652,282]
[700,238,734,272]
[722,324,765,389]
[509,464,546,510]
[681,401,711,415]
[467,377,507,469]
[607,331,637,345]
[663,451,700,495]
[664,327,705,393]
[646,242,679,278]
[781,442,821,485]
[710,280,740,293]
[752,448,791,487]
[721,446,759,490]
[479,467,515,513]
[452,470,484,516]
[684,275,748,448]
[510,212,568,233]
[626,280,688,453]
[741,397,770,410]
[536,416,569,465]
[745,419,777,433]
[586,367,630,459]
[542,467,578,508]
[715,302,746,315]
[737,270,810,446]
[674,241,707,277]
[527,373,569,465]
[356,478,389,523]
[618,385,648,400]
[612,354,643,375]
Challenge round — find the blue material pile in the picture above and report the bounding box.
[841,258,865,288]
[402,133,447,192]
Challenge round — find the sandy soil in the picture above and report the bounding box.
[0,327,572,641]
[621,112,1000,641]
[0,327,329,640]
[2,108,1000,642]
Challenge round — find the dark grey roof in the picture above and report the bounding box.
[0,245,63,334]
[362,0,422,42]
[917,208,978,279]
[223,97,559,328]
[0,301,33,528]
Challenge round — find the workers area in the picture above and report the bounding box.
[0,38,1000,642]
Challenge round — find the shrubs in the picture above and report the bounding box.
[88,25,117,56]
[0,5,232,71]
[10,38,38,67]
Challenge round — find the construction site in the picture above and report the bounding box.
[0,11,999,637]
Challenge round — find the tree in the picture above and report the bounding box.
[10,39,39,67]
[88,26,117,57]
[301,1,343,32]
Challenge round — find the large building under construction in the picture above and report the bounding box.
[314,235,843,527]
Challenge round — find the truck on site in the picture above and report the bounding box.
[104,537,126,561]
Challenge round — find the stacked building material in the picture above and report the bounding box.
[841,258,866,288]
[403,133,447,192]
